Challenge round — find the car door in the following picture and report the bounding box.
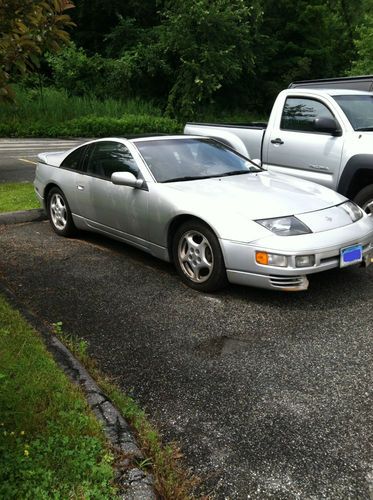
[82,141,149,248]
[264,96,344,189]
[58,144,90,216]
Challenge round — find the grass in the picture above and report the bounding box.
[0,86,181,138]
[0,295,115,499]
[55,324,199,499]
[0,86,263,138]
[0,182,40,213]
[1,85,163,124]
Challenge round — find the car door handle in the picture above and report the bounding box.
[271,138,284,145]
[77,185,85,191]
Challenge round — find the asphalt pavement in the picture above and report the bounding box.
[0,220,372,499]
[0,138,86,182]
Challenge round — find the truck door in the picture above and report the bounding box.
[264,96,344,190]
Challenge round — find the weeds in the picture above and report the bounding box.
[53,321,199,499]
[0,296,115,499]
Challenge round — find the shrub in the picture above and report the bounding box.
[0,115,181,138]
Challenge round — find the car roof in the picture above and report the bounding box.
[286,88,372,97]
[130,135,204,143]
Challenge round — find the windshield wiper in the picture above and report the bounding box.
[214,170,253,178]
[163,175,212,183]
[355,127,373,131]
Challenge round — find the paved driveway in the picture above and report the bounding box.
[0,139,86,182]
[0,221,372,498]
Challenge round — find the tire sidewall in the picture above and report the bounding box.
[47,187,75,237]
[354,184,373,215]
[172,220,227,292]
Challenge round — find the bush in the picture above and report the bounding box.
[0,114,181,138]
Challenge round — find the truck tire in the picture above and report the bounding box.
[354,185,373,215]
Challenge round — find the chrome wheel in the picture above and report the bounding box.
[178,230,214,283]
[50,193,67,230]
[362,199,373,215]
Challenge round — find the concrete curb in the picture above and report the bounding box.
[0,282,156,500]
[0,208,47,225]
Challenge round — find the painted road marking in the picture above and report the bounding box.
[18,158,37,165]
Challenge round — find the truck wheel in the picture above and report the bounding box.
[354,185,373,215]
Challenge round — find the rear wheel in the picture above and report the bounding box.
[354,184,373,215]
[47,187,76,237]
[172,220,227,292]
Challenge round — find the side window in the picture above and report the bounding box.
[60,145,86,171]
[87,142,139,180]
[281,97,335,133]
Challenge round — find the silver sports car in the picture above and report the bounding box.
[34,136,373,292]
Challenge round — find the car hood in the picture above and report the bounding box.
[164,171,346,220]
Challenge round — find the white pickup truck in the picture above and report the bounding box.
[184,75,373,214]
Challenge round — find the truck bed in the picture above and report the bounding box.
[184,122,267,159]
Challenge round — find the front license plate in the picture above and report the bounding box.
[340,244,363,268]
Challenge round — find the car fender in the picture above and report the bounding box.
[338,154,373,197]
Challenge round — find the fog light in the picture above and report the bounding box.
[256,251,288,267]
[295,255,315,268]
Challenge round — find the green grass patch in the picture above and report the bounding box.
[0,296,115,499]
[55,324,198,499]
[0,86,182,138]
[0,182,40,213]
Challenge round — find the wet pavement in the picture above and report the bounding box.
[0,220,372,498]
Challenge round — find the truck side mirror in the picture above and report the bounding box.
[313,117,342,136]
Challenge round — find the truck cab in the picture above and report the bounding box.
[185,76,373,215]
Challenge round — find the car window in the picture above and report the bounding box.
[135,138,260,183]
[60,145,87,171]
[87,141,139,180]
[333,94,373,130]
[281,97,335,132]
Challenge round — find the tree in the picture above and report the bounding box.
[250,0,363,113]
[159,0,261,119]
[350,13,373,74]
[0,0,74,101]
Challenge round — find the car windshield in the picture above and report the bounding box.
[333,95,373,131]
[134,138,261,183]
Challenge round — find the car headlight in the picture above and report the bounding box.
[341,201,363,222]
[256,216,312,236]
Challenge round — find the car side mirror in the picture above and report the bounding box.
[313,117,341,136]
[111,171,144,188]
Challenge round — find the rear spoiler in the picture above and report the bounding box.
[37,151,69,167]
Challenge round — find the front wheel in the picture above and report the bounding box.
[354,184,373,215]
[172,221,227,292]
[47,187,76,237]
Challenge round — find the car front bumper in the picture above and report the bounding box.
[220,216,373,291]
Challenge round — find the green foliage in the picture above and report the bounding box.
[251,0,362,111]
[0,295,115,498]
[350,14,373,74]
[0,183,39,213]
[159,0,261,119]
[0,0,74,102]
[46,43,133,99]
[0,115,181,138]
[0,86,180,137]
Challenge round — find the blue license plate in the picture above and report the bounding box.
[340,244,363,268]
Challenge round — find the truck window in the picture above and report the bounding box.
[281,97,335,133]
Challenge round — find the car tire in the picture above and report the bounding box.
[172,220,228,292]
[354,184,373,215]
[47,187,76,237]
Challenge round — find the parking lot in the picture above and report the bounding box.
[0,219,372,498]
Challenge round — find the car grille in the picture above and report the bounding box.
[269,275,306,288]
